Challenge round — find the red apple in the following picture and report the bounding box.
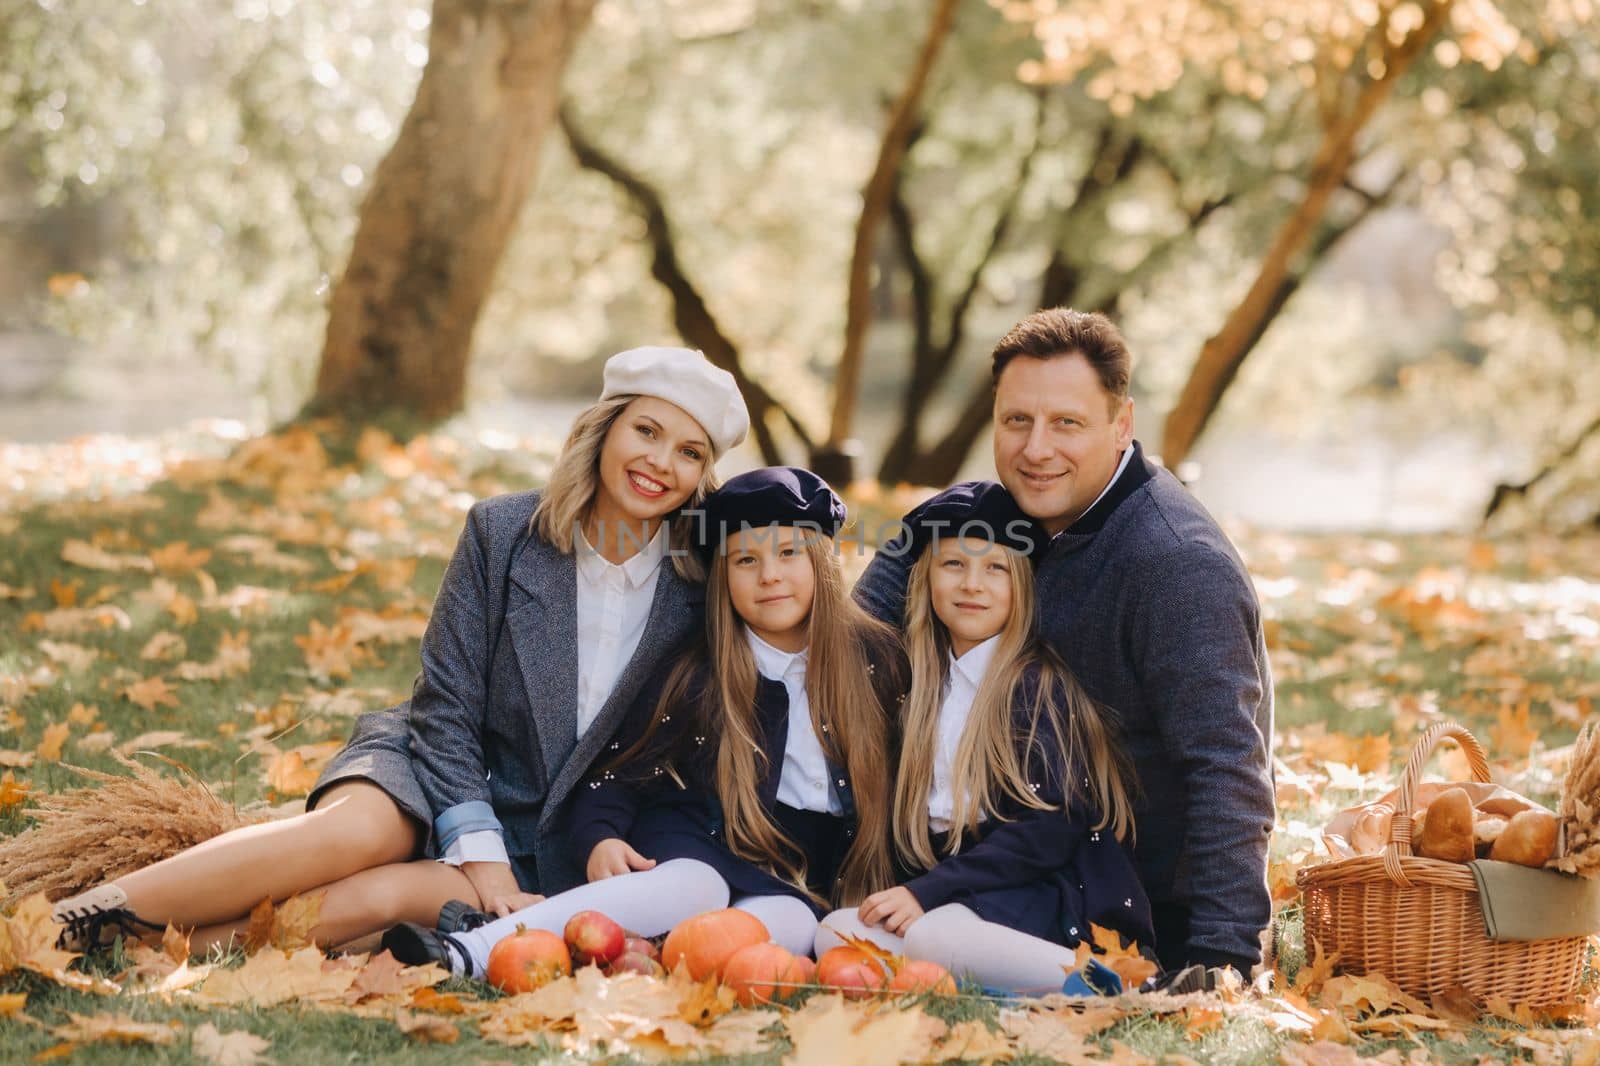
[889,960,957,995]
[608,951,665,977]
[564,909,627,967]
[622,936,658,962]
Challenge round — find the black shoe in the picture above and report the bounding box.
[52,885,163,954]
[437,899,492,933]
[381,922,472,976]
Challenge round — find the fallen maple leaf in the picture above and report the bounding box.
[294,620,372,680]
[150,540,213,575]
[140,631,188,662]
[393,1008,460,1044]
[782,995,937,1066]
[264,741,344,797]
[0,991,27,1018]
[1077,923,1160,989]
[34,722,69,762]
[0,770,28,810]
[191,1023,271,1066]
[42,1012,182,1056]
[197,946,359,1007]
[36,640,98,672]
[270,891,324,950]
[65,702,98,727]
[123,676,179,712]
[60,539,153,573]
[409,986,470,1014]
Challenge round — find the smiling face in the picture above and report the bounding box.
[927,536,1014,658]
[591,396,711,538]
[722,526,816,652]
[992,352,1133,534]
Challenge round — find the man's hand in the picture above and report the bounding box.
[461,861,544,917]
[857,886,924,936]
[587,838,657,881]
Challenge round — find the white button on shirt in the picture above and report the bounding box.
[927,634,1002,832]
[574,524,669,740]
[441,523,668,868]
[747,630,841,815]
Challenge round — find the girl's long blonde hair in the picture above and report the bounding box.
[531,395,716,581]
[618,531,896,907]
[892,545,1134,872]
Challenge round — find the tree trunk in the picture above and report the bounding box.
[1159,0,1452,467]
[817,0,960,475]
[309,0,596,421]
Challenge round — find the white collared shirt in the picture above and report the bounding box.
[440,522,667,868]
[574,523,669,739]
[1075,446,1135,526]
[747,630,841,815]
[927,634,1002,832]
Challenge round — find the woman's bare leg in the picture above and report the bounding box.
[91,782,422,929]
[184,858,482,955]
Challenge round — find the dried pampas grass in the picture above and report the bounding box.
[1552,720,1600,879]
[0,753,268,905]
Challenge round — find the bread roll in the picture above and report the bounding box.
[1416,787,1476,862]
[1488,809,1559,868]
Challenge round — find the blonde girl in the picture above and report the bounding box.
[817,481,1153,993]
[381,467,905,975]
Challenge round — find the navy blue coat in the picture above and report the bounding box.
[899,669,1155,954]
[568,640,906,914]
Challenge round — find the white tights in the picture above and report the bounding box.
[451,859,818,975]
[816,903,1076,995]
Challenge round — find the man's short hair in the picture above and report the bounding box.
[991,308,1131,415]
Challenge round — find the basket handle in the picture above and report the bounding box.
[1380,721,1491,885]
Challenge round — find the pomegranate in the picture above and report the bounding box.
[816,945,889,999]
[485,927,571,993]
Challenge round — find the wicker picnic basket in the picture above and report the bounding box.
[1296,721,1589,1009]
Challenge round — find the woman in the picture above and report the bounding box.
[51,346,749,953]
[380,467,905,974]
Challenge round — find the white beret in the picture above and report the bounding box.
[600,346,750,456]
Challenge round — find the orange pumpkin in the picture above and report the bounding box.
[660,909,770,981]
[889,959,957,995]
[722,942,812,1005]
[816,945,889,998]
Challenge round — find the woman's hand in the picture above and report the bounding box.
[587,838,657,881]
[461,861,545,918]
[857,886,924,936]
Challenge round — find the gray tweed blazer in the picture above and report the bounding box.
[407,490,703,894]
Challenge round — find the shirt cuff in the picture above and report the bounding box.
[433,800,504,854]
[439,829,511,868]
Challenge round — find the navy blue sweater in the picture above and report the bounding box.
[857,442,1274,972]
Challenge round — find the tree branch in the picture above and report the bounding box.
[825,0,961,452]
[559,104,810,461]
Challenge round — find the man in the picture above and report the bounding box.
[856,308,1274,979]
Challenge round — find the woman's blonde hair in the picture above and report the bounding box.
[531,395,717,581]
[892,544,1135,871]
[621,530,896,907]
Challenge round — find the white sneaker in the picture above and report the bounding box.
[52,884,160,953]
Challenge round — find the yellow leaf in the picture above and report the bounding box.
[196,946,358,1006]
[782,995,937,1066]
[270,891,324,950]
[140,631,188,662]
[0,771,29,810]
[149,541,213,575]
[1490,700,1538,758]
[294,620,371,680]
[37,640,97,672]
[46,1013,182,1049]
[34,723,69,762]
[0,992,26,1017]
[66,702,98,727]
[191,1023,271,1066]
[264,741,343,797]
[123,676,179,712]
[409,986,469,1014]
[60,538,151,573]
[393,1009,459,1044]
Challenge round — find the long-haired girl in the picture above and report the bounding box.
[381,467,905,974]
[817,482,1152,993]
[49,347,747,954]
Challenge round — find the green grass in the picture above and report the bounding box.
[3,421,1598,1062]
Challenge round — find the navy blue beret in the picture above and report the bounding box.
[890,481,1049,562]
[697,466,846,558]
